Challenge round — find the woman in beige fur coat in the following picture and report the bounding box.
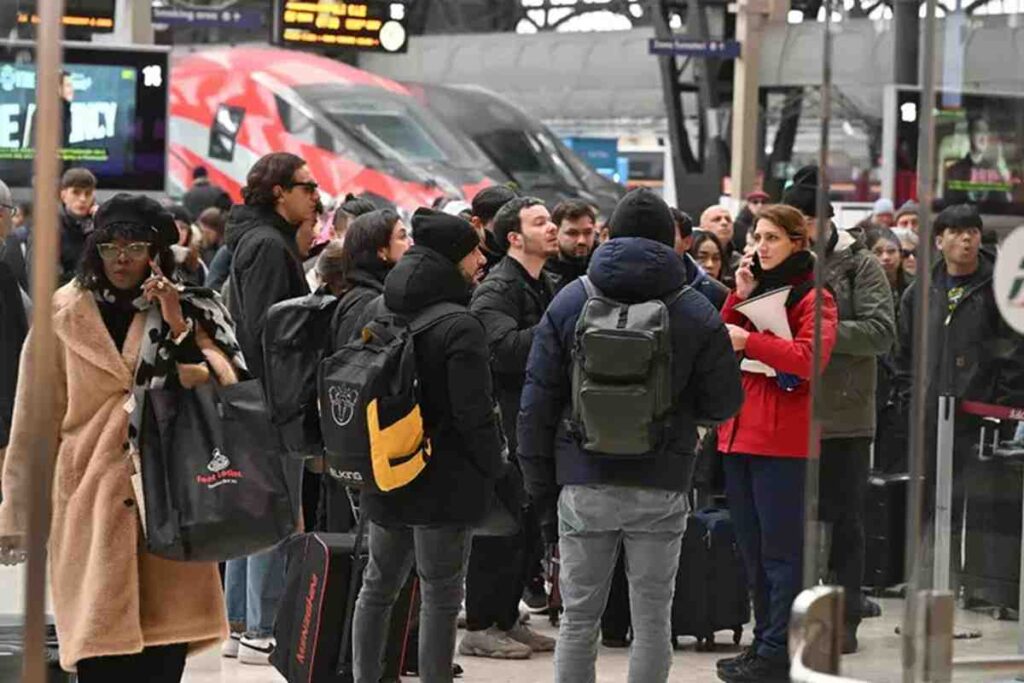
[0,195,239,680]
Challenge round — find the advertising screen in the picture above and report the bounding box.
[892,88,1024,215]
[0,42,169,192]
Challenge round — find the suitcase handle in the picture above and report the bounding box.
[335,491,368,678]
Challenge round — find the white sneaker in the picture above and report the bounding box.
[221,632,241,658]
[238,636,275,666]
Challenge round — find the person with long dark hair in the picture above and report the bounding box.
[715,204,838,683]
[691,231,727,284]
[329,208,412,350]
[0,195,245,681]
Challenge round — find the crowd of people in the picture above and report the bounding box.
[0,150,1021,683]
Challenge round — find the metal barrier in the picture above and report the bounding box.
[789,586,870,683]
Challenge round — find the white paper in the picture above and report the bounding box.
[740,359,777,377]
[733,286,794,340]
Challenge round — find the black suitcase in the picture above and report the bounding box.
[863,473,908,590]
[271,526,421,683]
[0,616,69,683]
[672,507,749,651]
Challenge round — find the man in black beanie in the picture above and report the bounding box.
[517,187,743,682]
[352,207,506,683]
[782,165,895,654]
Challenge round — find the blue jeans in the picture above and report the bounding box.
[224,460,304,637]
[555,485,688,683]
[353,522,471,683]
[224,545,288,638]
[723,454,806,664]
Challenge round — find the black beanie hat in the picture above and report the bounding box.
[94,193,179,248]
[411,207,480,263]
[608,188,675,247]
[782,165,835,219]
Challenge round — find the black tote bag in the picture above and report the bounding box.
[140,379,296,562]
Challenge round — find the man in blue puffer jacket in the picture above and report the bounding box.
[517,188,744,683]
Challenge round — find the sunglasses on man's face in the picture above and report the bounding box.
[97,242,150,262]
[901,249,916,259]
[286,181,319,194]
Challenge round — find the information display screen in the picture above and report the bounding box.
[15,0,115,38]
[894,88,1024,215]
[273,0,409,53]
[0,42,169,192]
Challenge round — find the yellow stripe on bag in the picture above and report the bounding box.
[366,398,430,492]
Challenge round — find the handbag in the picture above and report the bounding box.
[139,378,296,561]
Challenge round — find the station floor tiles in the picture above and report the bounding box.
[181,598,1024,683]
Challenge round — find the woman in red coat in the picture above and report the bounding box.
[715,204,838,683]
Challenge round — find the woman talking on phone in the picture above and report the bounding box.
[713,204,838,683]
[0,195,245,681]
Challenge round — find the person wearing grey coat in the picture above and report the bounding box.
[817,223,895,651]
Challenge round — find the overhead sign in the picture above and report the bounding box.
[648,38,741,60]
[152,7,264,31]
[994,225,1024,335]
[273,0,409,53]
[16,1,115,36]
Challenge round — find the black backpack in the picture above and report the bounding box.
[262,289,339,456]
[319,301,464,492]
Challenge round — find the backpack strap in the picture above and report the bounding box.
[582,276,690,308]
[580,275,600,299]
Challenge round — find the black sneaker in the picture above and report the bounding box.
[861,595,882,618]
[522,583,548,612]
[716,646,757,675]
[716,653,789,683]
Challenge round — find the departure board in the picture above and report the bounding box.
[15,0,116,38]
[273,1,409,53]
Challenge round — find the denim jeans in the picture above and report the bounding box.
[353,521,471,683]
[223,545,288,637]
[555,484,688,683]
[723,454,806,664]
[223,460,304,637]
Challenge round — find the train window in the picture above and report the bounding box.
[208,104,245,162]
[275,95,338,153]
[474,129,566,188]
[318,95,446,163]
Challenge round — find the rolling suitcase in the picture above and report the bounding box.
[863,473,908,591]
[671,507,749,651]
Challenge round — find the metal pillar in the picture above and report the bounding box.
[933,396,955,592]
[893,0,921,86]
[21,2,64,682]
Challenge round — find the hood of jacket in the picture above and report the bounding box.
[587,237,688,303]
[224,204,298,254]
[681,252,709,287]
[384,245,473,314]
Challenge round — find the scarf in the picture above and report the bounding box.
[750,250,816,305]
[99,285,247,455]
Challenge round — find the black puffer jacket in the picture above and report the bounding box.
[329,264,388,352]
[544,254,589,293]
[0,259,27,448]
[225,205,307,380]
[470,255,556,456]
[895,251,1024,408]
[358,245,505,526]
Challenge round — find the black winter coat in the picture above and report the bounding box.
[1,228,28,293]
[329,265,387,352]
[544,254,589,293]
[470,256,556,456]
[896,251,1024,410]
[517,237,744,520]
[358,245,505,527]
[225,205,308,380]
[0,259,27,447]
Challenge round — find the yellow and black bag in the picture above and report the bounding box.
[319,301,464,493]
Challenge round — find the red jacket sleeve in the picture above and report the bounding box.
[744,289,838,379]
[720,292,748,326]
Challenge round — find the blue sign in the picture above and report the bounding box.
[648,38,741,59]
[152,7,264,30]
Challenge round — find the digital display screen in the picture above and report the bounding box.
[895,88,1024,215]
[273,0,409,53]
[15,0,115,37]
[0,43,169,192]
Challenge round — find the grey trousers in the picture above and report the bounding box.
[555,484,688,683]
[352,521,471,683]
